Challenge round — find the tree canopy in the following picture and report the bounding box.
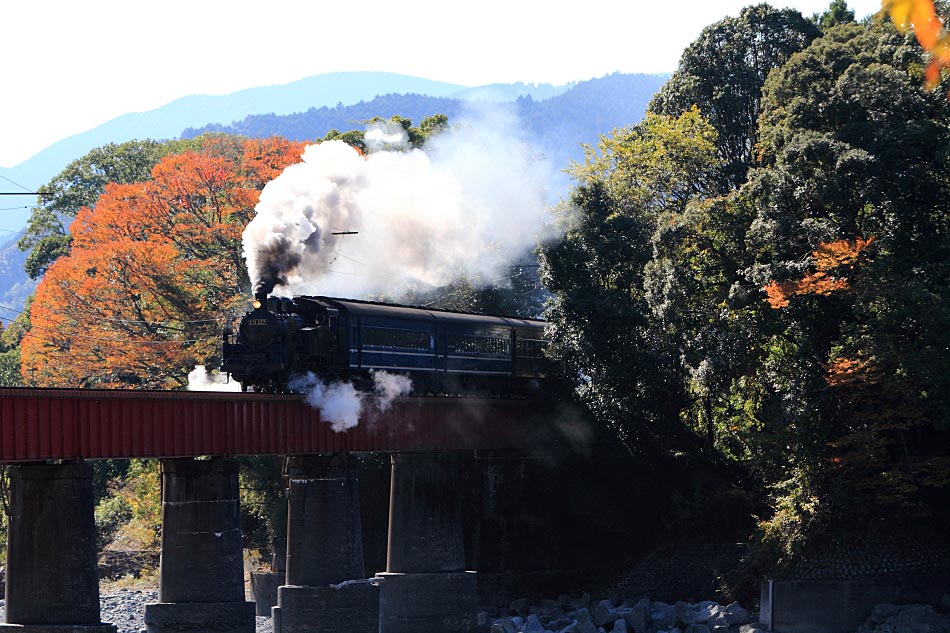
[17,138,202,280]
[541,109,720,452]
[648,4,820,190]
[20,136,306,388]
[542,6,950,563]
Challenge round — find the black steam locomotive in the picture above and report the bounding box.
[221,293,548,395]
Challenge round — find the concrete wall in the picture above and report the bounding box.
[761,574,950,633]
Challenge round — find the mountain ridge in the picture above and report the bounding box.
[0,71,567,232]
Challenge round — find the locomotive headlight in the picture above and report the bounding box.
[252,300,262,310]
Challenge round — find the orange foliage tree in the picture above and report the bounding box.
[20,136,306,388]
[883,0,950,88]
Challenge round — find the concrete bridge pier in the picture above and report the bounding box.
[273,454,379,633]
[1,462,116,633]
[144,458,255,633]
[251,539,286,616]
[377,452,477,633]
[474,451,563,603]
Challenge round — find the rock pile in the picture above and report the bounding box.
[856,603,950,633]
[484,594,763,633]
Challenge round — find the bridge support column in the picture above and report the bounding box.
[274,454,378,633]
[376,452,476,633]
[474,451,563,605]
[144,458,254,633]
[2,463,116,633]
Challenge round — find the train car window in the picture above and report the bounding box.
[447,333,511,358]
[516,338,546,359]
[362,326,432,352]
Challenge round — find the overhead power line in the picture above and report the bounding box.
[0,174,35,193]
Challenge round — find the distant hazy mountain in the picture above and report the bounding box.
[0,234,31,323]
[184,73,668,173]
[0,72,484,232]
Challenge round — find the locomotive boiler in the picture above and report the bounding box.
[221,293,548,395]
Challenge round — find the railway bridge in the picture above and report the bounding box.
[0,387,579,633]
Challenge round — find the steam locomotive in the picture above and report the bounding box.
[221,293,548,395]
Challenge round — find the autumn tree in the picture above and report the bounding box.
[20,136,306,388]
[17,139,203,280]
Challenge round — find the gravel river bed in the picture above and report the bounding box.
[0,589,274,633]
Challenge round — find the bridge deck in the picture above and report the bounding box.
[0,388,555,462]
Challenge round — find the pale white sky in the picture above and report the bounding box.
[0,0,883,168]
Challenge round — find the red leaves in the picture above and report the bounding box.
[825,355,882,388]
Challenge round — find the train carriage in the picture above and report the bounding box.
[222,294,548,396]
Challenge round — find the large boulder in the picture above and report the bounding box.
[574,608,599,633]
[674,601,694,628]
[510,598,530,618]
[523,614,546,633]
[626,599,650,633]
[652,602,675,629]
[593,600,615,627]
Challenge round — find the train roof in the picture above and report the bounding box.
[294,295,545,330]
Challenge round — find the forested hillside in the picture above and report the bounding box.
[182,73,668,169]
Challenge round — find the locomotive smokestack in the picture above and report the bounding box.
[254,290,268,309]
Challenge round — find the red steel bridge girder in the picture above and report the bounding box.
[0,388,562,463]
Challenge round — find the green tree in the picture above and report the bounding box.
[744,20,950,548]
[644,192,768,456]
[540,110,720,453]
[648,4,819,190]
[323,114,450,154]
[0,322,21,387]
[814,0,856,28]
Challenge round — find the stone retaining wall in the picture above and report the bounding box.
[612,543,747,603]
[761,574,950,633]
[789,542,950,581]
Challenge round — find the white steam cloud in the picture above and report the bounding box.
[288,371,413,432]
[243,104,555,299]
[288,373,364,432]
[370,369,413,411]
[364,120,410,152]
[187,365,242,392]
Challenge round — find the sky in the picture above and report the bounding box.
[0,0,884,169]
